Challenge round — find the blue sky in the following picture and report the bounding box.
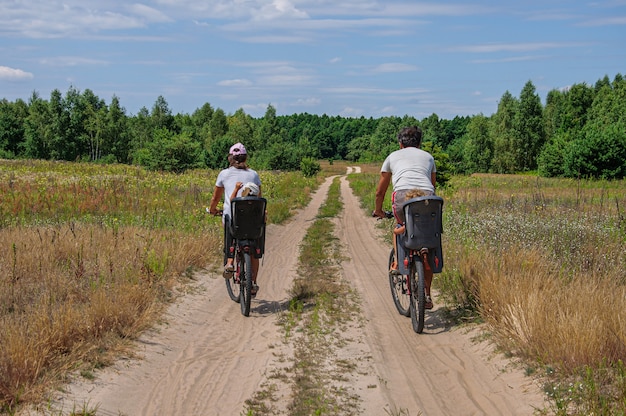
[1,1,625,119]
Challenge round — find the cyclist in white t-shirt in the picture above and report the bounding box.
[209,143,262,295]
[373,126,437,309]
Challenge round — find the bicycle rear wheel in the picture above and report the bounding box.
[388,249,410,317]
[409,260,426,333]
[239,251,253,316]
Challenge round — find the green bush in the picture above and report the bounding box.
[300,157,321,177]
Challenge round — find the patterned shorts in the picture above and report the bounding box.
[392,188,434,224]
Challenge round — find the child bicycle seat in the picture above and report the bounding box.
[402,195,444,250]
[230,197,267,240]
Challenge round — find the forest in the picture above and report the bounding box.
[0,73,624,179]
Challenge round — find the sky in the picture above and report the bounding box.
[1,1,625,120]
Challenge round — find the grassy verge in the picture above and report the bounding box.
[0,160,320,414]
[348,171,626,415]
[244,176,364,415]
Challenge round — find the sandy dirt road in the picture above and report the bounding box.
[40,170,545,416]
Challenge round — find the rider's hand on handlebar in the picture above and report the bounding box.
[206,207,223,216]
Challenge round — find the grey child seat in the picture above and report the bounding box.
[401,195,444,273]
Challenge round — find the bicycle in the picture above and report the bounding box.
[376,195,444,333]
[217,196,267,317]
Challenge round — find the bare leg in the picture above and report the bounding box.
[425,268,433,296]
[392,232,398,270]
[391,224,404,270]
[251,258,259,283]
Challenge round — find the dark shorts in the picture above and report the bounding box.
[392,189,434,224]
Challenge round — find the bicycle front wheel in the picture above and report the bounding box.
[239,251,253,316]
[409,259,426,334]
[388,249,410,317]
[225,252,241,303]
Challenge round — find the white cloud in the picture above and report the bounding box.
[39,56,108,66]
[218,79,253,87]
[372,63,418,73]
[470,55,546,64]
[294,97,321,106]
[240,34,311,44]
[0,66,34,81]
[452,42,586,53]
[127,4,173,23]
[253,0,309,21]
[340,106,363,117]
[257,74,315,86]
[579,16,626,26]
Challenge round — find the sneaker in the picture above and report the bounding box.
[424,295,433,310]
[223,264,234,278]
[251,283,259,297]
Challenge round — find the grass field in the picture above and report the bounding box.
[1,159,625,415]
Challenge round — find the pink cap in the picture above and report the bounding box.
[229,142,247,155]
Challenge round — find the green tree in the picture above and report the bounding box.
[227,108,255,145]
[564,74,626,179]
[421,113,444,146]
[106,96,130,163]
[208,108,228,144]
[151,96,174,131]
[537,133,571,177]
[23,91,57,159]
[136,128,202,172]
[0,98,28,158]
[253,104,282,152]
[491,91,518,173]
[511,80,545,171]
[462,114,492,173]
[84,103,107,161]
[422,141,451,188]
[564,123,626,179]
[204,136,233,170]
[129,107,153,164]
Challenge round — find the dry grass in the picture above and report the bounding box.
[454,244,626,368]
[439,174,626,414]
[0,223,220,410]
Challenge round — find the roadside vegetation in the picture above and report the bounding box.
[349,171,626,415]
[0,159,320,414]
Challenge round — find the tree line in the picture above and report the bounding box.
[0,73,624,179]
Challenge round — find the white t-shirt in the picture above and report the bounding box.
[215,166,262,221]
[381,147,436,193]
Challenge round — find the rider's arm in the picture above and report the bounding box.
[431,172,436,189]
[373,171,391,218]
[230,182,243,201]
[209,186,224,215]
